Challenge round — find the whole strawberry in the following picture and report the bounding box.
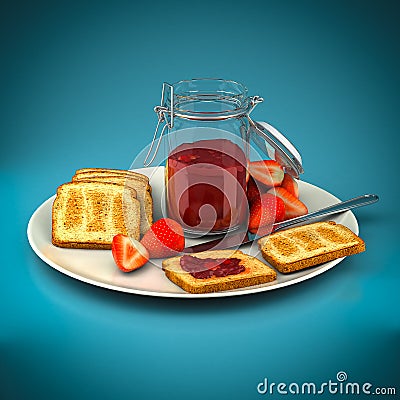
[140,218,185,258]
[248,193,285,234]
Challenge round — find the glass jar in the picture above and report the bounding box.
[145,78,303,236]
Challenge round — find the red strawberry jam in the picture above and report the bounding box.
[167,139,247,233]
[180,255,245,279]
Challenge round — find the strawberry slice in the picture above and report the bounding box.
[248,193,285,234]
[269,187,308,220]
[281,173,299,198]
[112,234,149,272]
[140,218,185,258]
[249,160,284,188]
[246,176,262,204]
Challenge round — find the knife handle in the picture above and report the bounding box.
[273,194,379,231]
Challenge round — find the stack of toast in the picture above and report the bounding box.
[52,168,153,249]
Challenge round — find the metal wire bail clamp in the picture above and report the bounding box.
[143,83,174,167]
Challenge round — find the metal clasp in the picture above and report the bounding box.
[143,83,174,167]
[249,95,264,114]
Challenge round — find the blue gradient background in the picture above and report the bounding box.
[2,0,399,399]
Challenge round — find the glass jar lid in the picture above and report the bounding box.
[165,78,252,120]
[250,120,304,178]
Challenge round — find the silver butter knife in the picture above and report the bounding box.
[183,194,379,253]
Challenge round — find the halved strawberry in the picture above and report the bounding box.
[112,234,149,272]
[140,218,185,258]
[248,193,285,234]
[249,160,284,188]
[281,173,299,198]
[268,187,308,220]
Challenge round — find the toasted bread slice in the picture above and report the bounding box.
[52,181,140,249]
[72,170,153,235]
[74,168,150,186]
[162,250,277,294]
[258,221,365,273]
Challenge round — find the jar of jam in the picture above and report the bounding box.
[144,78,303,236]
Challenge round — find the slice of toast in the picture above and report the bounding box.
[162,250,277,294]
[74,168,150,186]
[258,221,365,274]
[52,181,140,249]
[72,169,153,235]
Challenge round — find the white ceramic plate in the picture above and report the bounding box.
[27,166,359,298]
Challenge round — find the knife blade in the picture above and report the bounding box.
[182,193,379,253]
[182,230,256,253]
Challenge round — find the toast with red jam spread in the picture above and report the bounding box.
[162,249,276,294]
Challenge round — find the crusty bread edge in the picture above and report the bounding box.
[164,269,276,294]
[74,167,149,178]
[51,240,112,250]
[73,169,151,190]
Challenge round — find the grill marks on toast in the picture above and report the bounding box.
[52,181,140,249]
[315,226,351,244]
[86,192,107,232]
[258,221,365,273]
[65,189,85,230]
[72,171,153,235]
[52,167,152,249]
[62,186,118,233]
[267,224,360,262]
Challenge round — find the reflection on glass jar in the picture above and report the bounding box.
[145,78,303,236]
